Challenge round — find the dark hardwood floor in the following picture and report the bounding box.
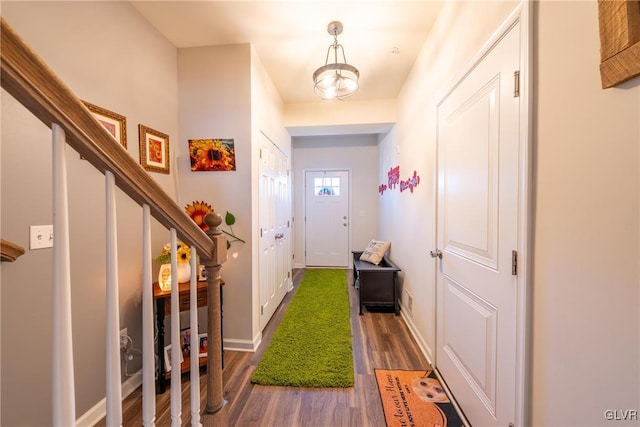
[101,269,432,426]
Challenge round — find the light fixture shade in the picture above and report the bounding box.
[313,63,360,100]
[313,21,360,100]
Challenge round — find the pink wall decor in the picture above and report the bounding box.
[379,166,421,195]
[400,170,420,193]
[388,166,400,190]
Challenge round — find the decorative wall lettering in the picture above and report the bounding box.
[388,166,400,190]
[400,170,420,193]
[379,166,421,195]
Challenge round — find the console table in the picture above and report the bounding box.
[153,279,223,393]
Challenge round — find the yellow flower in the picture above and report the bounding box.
[176,244,191,264]
[156,241,190,264]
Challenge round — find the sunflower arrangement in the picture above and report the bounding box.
[185,200,246,249]
[156,241,191,265]
[185,200,214,231]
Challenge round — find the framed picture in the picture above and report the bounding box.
[189,138,236,171]
[163,343,183,371]
[139,124,170,174]
[198,333,208,358]
[82,101,127,149]
[198,264,208,282]
[180,327,192,358]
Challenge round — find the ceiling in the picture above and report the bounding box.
[130,1,444,105]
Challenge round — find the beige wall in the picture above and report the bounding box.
[1,1,179,425]
[177,42,289,350]
[177,44,255,347]
[532,1,639,425]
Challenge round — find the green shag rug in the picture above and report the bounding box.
[251,269,354,388]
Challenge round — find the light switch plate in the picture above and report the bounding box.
[30,225,54,249]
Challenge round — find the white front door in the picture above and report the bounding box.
[259,133,291,330]
[304,170,349,267]
[435,11,527,427]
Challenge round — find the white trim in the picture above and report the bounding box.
[515,2,533,426]
[399,303,433,365]
[76,372,142,427]
[223,334,262,352]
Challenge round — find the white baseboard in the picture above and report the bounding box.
[399,302,433,366]
[223,333,261,352]
[76,372,142,427]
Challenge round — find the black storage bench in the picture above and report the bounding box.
[352,250,401,315]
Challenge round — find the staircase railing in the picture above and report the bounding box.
[1,17,226,426]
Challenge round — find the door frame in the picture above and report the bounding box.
[302,168,352,267]
[433,3,532,426]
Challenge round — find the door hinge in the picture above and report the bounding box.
[259,148,262,159]
[288,271,291,278]
[513,71,520,97]
[260,228,263,237]
[287,220,290,227]
[261,305,264,315]
[512,250,518,276]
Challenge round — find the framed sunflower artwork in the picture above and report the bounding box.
[189,138,236,171]
[82,101,127,149]
[139,124,170,174]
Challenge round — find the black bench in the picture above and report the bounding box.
[352,251,401,315]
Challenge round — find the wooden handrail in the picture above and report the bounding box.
[0,17,215,260]
[1,239,25,262]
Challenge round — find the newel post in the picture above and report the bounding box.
[203,212,227,413]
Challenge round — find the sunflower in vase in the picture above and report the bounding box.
[156,241,191,290]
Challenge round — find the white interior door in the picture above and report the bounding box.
[435,15,525,427]
[304,170,349,267]
[259,133,291,330]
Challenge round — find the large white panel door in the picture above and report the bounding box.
[305,170,349,267]
[435,16,524,427]
[259,133,291,330]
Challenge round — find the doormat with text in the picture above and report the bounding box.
[375,369,465,427]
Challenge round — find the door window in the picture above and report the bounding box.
[314,177,341,196]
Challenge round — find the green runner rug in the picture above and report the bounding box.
[251,269,354,388]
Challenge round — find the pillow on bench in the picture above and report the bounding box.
[359,240,391,265]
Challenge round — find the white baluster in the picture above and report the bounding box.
[105,170,123,426]
[51,124,76,426]
[142,205,156,426]
[190,247,202,426]
[170,230,182,426]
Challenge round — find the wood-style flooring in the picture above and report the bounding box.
[98,268,432,426]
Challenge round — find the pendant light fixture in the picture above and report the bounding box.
[313,21,360,100]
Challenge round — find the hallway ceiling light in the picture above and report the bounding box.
[312,21,359,100]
